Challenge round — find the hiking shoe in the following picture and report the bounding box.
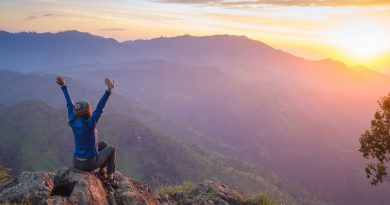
[95,170,105,181]
[98,168,106,178]
[106,178,119,188]
[95,171,119,188]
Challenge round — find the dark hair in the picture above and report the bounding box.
[82,114,91,118]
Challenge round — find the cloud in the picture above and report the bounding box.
[159,0,390,7]
[25,13,66,21]
[26,15,37,20]
[99,28,127,31]
[160,0,218,3]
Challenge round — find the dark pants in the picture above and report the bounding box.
[73,141,116,174]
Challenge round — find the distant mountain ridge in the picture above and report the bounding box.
[1,30,386,93]
[0,30,333,72]
[0,30,120,70]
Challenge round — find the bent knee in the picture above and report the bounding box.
[98,141,108,146]
[108,145,116,151]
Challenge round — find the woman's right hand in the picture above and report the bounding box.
[105,78,115,93]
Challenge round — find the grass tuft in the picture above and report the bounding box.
[243,193,275,205]
[157,181,196,195]
[0,169,10,183]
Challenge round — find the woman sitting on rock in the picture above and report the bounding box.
[56,76,118,187]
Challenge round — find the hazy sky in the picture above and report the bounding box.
[1,0,390,71]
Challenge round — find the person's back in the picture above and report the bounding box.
[70,116,98,158]
[56,76,118,187]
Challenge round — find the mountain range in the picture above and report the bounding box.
[1,30,390,205]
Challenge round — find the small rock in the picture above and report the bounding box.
[113,172,159,205]
[45,196,75,205]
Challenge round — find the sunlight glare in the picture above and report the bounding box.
[333,21,390,60]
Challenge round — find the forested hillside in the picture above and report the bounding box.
[0,100,324,205]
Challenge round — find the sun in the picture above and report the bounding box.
[332,21,390,60]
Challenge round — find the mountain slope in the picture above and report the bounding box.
[0,69,209,146]
[0,100,324,205]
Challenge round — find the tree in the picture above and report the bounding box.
[359,93,390,185]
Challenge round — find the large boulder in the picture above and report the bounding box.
[0,171,54,204]
[0,167,159,205]
[50,167,108,205]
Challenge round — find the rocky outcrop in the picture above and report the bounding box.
[0,168,246,205]
[160,181,244,205]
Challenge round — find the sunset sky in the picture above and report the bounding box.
[1,0,390,72]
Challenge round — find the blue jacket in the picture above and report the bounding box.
[61,86,111,159]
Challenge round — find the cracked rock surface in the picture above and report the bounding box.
[0,168,244,205]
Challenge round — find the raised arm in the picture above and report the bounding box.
[88,78,114,128]
[56,76,75,121]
